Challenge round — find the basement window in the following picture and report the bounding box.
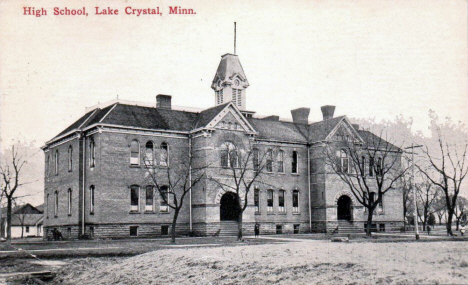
[130,226,138,237]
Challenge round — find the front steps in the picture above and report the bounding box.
[218,221,239,237]
[335,220,364,235]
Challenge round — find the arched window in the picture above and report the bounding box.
[369,192,376,205]
[292,190,299,213]
[220,142,238,168]
[340,150,349,173]
[292,151,298,174]
[54,150,59,175]
[145,185,154,211]
[145,141,154,166]
[266,150,273,172]
[254,188,260,212]
[160,185,169,212]
[159,142,169,167]
[130,140,140,165]
[68,146,73,172]
[54,191,58,217]
[46,194,49,219]
[67,188,72,215]
[369,157,374,177]
[277,150,284,172]
[89,139,95,168]
[377,157,383,176]
[361,156,366,176]
[90,185,95,214]
[130,185,139,212]
[278,190,285,212]
[252,148,259,171]
[46,155,50,178]
[267,189,274,212]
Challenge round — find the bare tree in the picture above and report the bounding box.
[325,129,407,236]
[453,196,467,231]
[143,144,207,244]
[417,121,468,236]
[432,196,447,225]
[211,138,268,240]
[415,179,440,231]
[13,202,29,239]
[401,171,413,226]
[0,146,26,244]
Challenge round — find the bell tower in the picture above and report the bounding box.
[211,54,249,110]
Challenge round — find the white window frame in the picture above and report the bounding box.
[278,190,285,212]
[267,189,274,212]
[160,186,169,213]
[54,191,58,217]
[130,140,140,165]
[292,190,300,213]
[145,185,154,212]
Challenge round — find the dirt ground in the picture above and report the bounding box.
[47,239,468,285]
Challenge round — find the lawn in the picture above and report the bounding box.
[47,239,467,284]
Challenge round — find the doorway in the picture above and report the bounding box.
[220,192,241,221]
[337,195,352,221]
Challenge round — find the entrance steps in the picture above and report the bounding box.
[218,221,238,237]
[336,220,364,235]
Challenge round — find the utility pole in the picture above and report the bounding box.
[234,22,237,55]
[405,144,423,240]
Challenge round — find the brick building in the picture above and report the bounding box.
[42,53,404,239]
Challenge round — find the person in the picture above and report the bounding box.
[254,223,260,238]
[427,225,431,235]
[460,224,465,236]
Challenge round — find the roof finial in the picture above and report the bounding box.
[234,22,236,55]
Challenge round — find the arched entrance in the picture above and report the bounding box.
[337,195,352,221]
[220,192,241,221]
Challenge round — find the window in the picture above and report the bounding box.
[369,157,374,177]
[130,140,140,165]
[232,89,238,106]
[26,226,30,233]
[220,142,238,168]
[67,227,72,238]
[68,146,73,171]
[252,148,259,172]
[90,185,95,213]
[340,150,349,173]
[277,150,284,172]
[379,224,386,232]
[54,191,58,217]
[237,89,242,107]
[130,185,139,212]
[161,225,169,235]
[267,189,274,212]
[378,192,383,207]
[276,225,283,234]
[377,157,383,176]
[46,155,50,178]
[89,139,95,168]
[278,190,285,212]
[159,142,169,167]
[292,151,298,174]
[361,156,366,176]
[68,188,72,215]
[54,150,59,175]
[266,150,273,172]
[130,226,138,237]
[145,141,154,166]
[46,194,49,219]
[294,224,300,234]
[254,188,260,212]
[145,186,154,211]
[292,190,299,213]
[160,185,169,212]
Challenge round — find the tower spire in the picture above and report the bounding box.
[234,22,236,55]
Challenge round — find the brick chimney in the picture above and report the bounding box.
[156,94,172,109]
[321,105,335,120]
[291,108,310,124]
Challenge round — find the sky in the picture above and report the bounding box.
[0,0,467,204]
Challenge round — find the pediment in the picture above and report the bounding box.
[206,104,256,134]
[327,117,363,143]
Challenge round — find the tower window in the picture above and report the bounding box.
[232,89,237,106]
[292,151,298,174]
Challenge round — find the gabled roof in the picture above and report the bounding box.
[195,103,230,129]
[10,214,43,226]
[308,116,346,142]
[358,130,401,152]
[247,118,308,143]
[13,204,43,215]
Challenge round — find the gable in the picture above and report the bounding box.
[326,117,363,143]
[203,104,256,134]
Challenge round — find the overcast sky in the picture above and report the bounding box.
[0,0,467,203]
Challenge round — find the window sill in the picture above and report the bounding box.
[292,212,301,215]
[89,212,94,215]
[291,173,299,176]
[68,214,72,216]
[159,211,170,214]
[129,211,141,214]
[277,212,287,215]
[129,165,141,168]
[267,212,275,215]
[144,211,157,214]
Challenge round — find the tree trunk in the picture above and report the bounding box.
[365,209,374,236]
[237,212,243,241]
[21,225,24,239]
[446,209,454,236]
[6,198,12,244]
[437,213,443,225]
[171,208,180,244]
[456,219,460,231]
